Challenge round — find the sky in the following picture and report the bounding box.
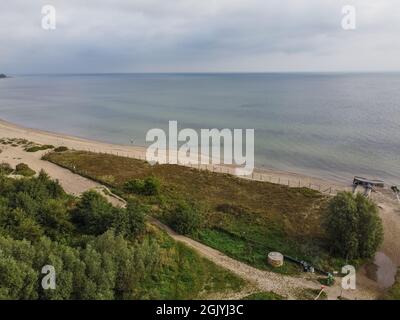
[1,0,400,73]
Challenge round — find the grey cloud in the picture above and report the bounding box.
[0,0,399,73]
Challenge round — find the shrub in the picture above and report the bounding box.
[14,163,36,177]
[112,200,146,238]
[124,177,160,196]
[124,179,145,194]
[54,146,68,152]
[170,202,202,235]
[142,177,160,195]
[324,192,383,260]
[25,145,54,152]
[0,163,13,175]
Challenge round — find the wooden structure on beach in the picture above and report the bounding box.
[352,176,385,197]
[353,176,385,188]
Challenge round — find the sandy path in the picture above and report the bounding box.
[371,190,400,266]
[0,145,124,207]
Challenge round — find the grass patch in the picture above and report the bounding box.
[25,144,54,152]
[297,288,328,300]
[0,163,13,175]
[43,151,338,273]
[141,225,246,299]
[14,163,36,176]
[54,146,69,152]
[383,268,400,300]
[242,291,284,300]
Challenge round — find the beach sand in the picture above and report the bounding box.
[0,118,348,192]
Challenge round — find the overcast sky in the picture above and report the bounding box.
[1,0,399,73]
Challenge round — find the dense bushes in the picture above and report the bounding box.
[112,200,146,238]
[0,172,241,299]
[72,192,146,238]
[170,202,202,235]
[324,192,383,260]
[72,191,116,235]
[0,231,161,300]
[124,177,160,196]
[0,172,158,299]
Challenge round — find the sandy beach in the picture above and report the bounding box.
[1,117,399,295]
[0,118,349,192]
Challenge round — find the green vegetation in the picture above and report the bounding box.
[1,137,31,147]
[383,268,400,300]
[242,291,284,300]
[43,151,339,274]
[15,163,36,177]
[169,201,202,235]
[297,288,327,300]
[0,163,13,175]
[0,138,55,154]
[0,162,36,177]
[324,192,383,260]
[0,171,245,299]
[0,137,55,153]
[54,146,69,152]
[124,177,160,196]
[25,145,54,153]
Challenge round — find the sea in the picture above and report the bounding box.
[1,73,399,184]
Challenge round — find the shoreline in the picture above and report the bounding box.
[0,118,349,192]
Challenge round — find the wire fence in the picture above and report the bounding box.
[64,146,351,196]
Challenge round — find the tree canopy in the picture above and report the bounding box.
[324,192,383,260]
[0,171,240,299]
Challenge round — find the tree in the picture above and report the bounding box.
[112,200,146,238]
[72,191,115,235]
[0,251,38,299]
[325,192,383,260]
[38,199,74,238]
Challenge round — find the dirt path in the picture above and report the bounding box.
[149,217,381,300]
[0,145,124,207]
[0,143,381,300]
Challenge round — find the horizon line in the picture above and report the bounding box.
[6,70,400,76]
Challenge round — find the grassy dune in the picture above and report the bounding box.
[44,150,339,274]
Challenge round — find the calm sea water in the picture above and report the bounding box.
[0,73,399,184]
